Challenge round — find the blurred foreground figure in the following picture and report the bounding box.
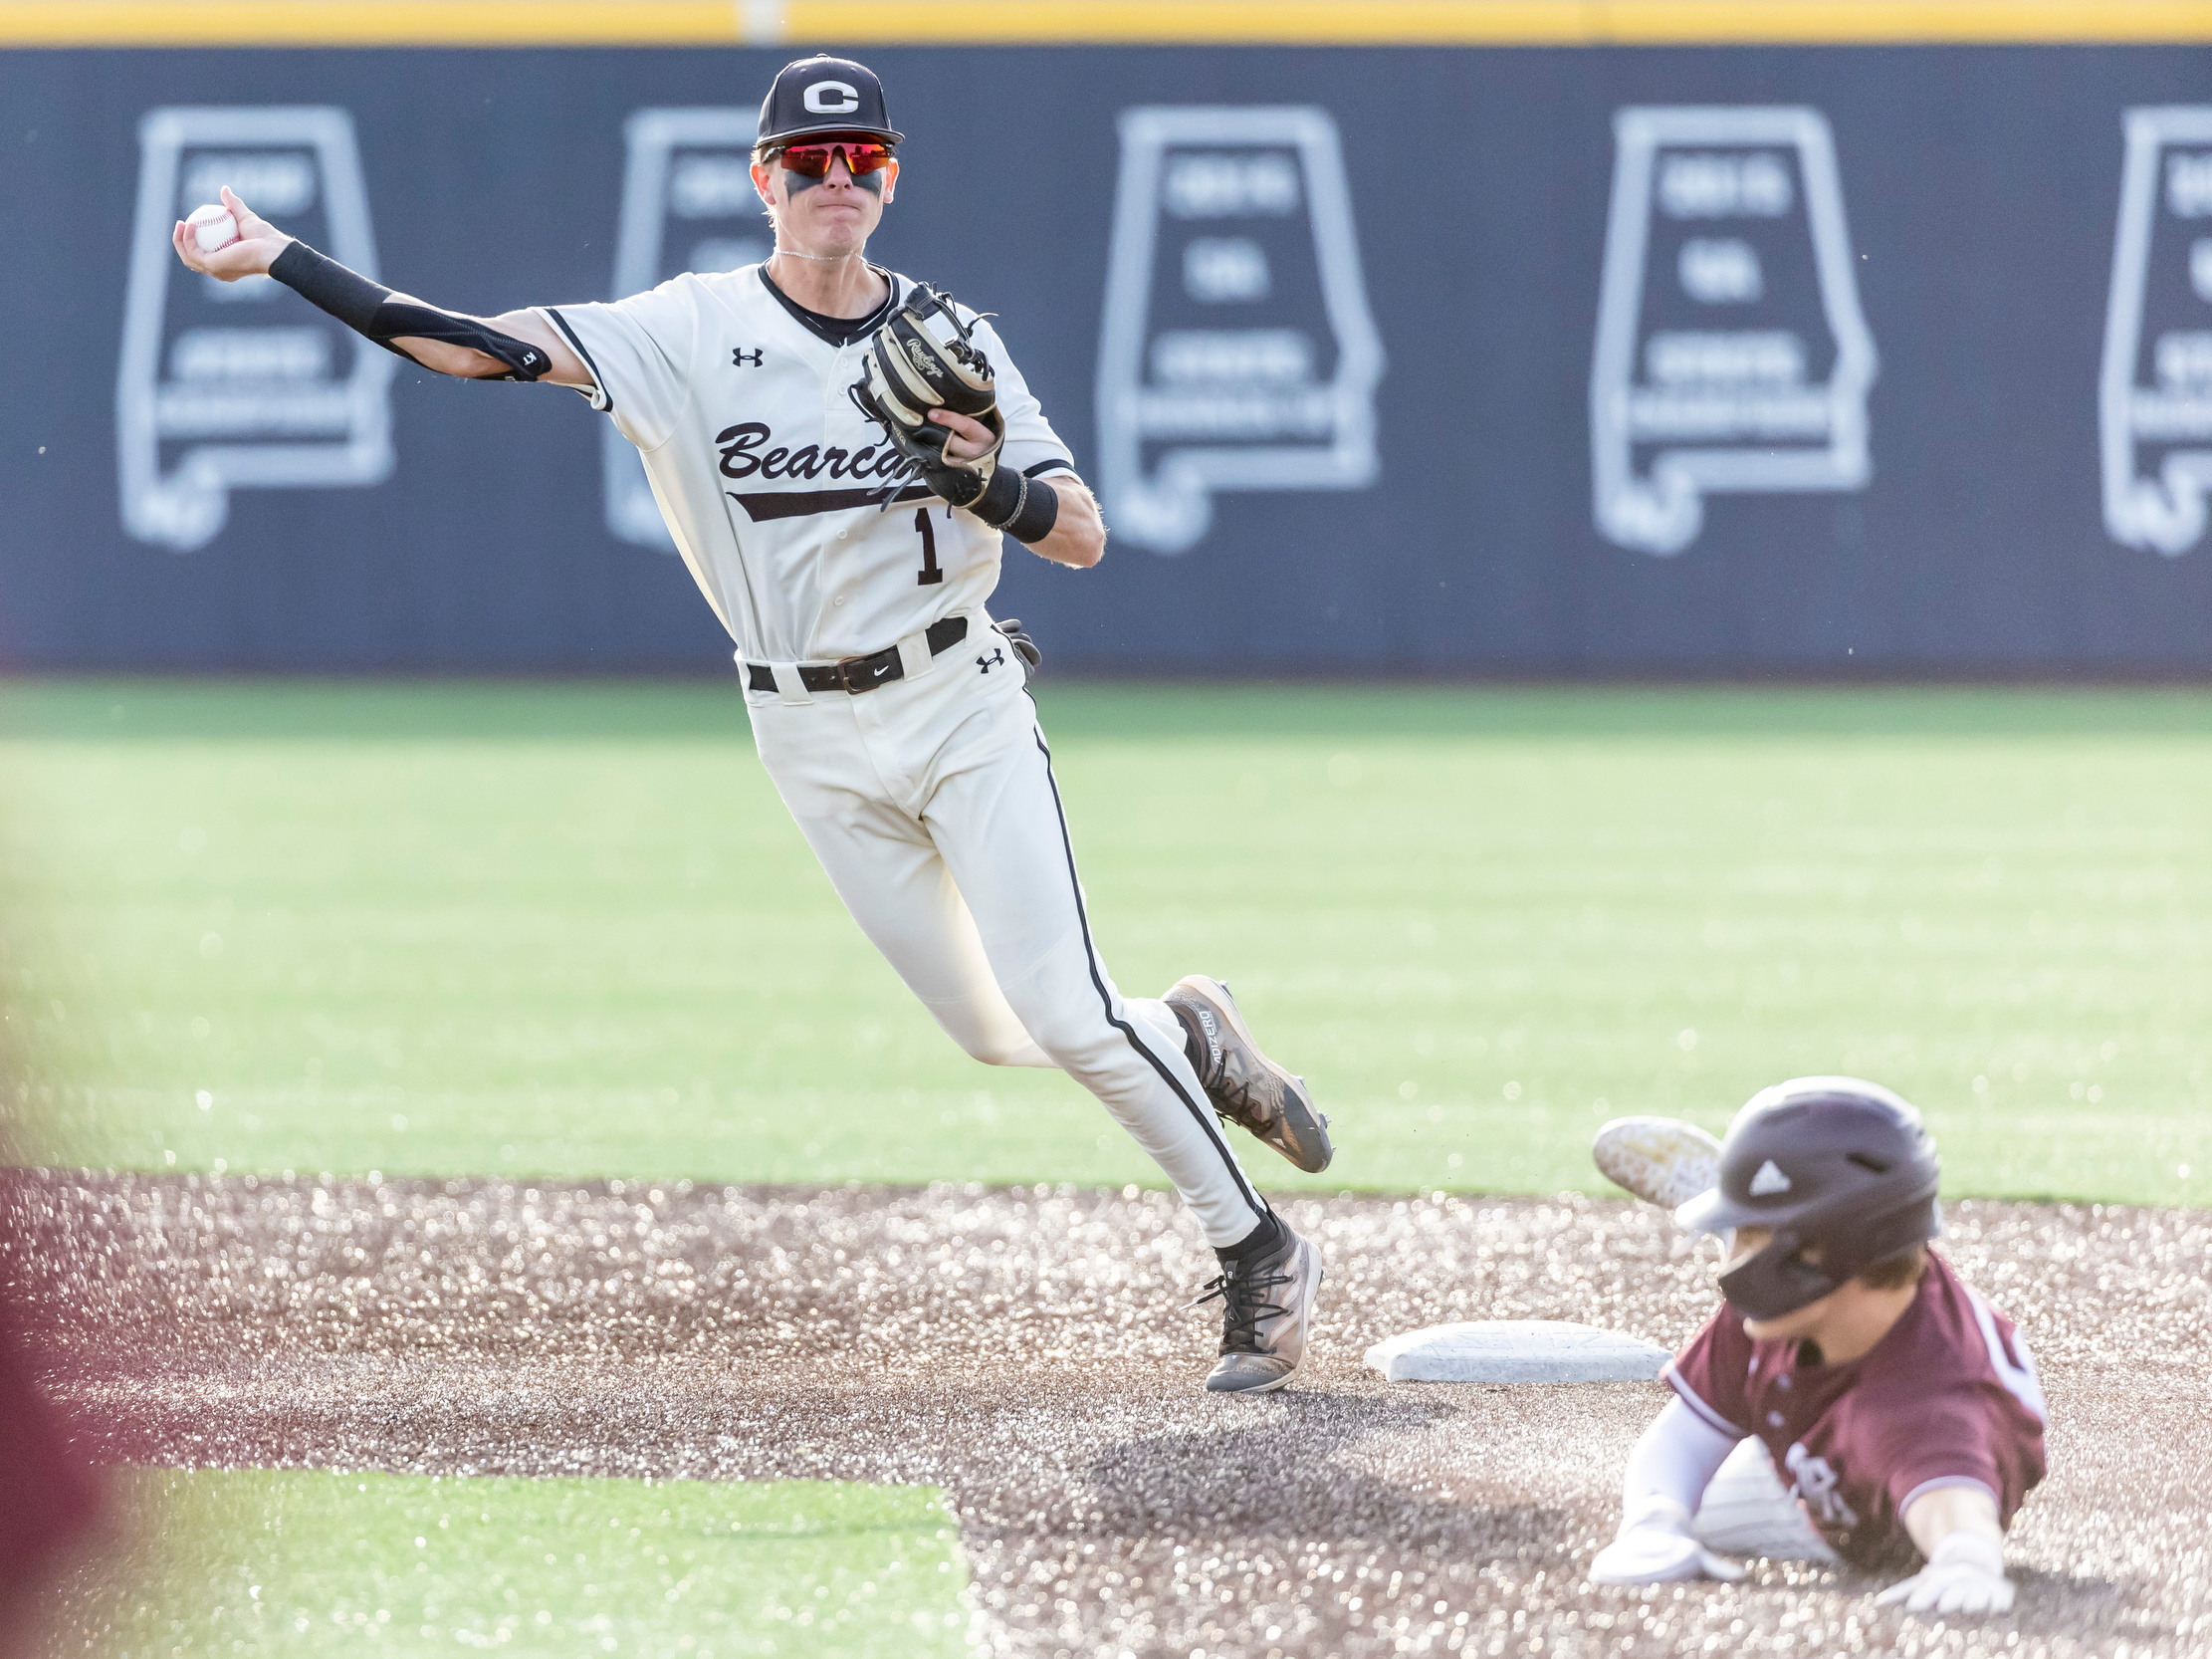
[1589,1080,2047,1615]
[0,1285,101,1656]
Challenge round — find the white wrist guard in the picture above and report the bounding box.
[1590,1498,1747,1586]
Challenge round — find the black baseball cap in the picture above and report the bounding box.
[756,56,904,149]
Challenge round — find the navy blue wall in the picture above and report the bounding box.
[8,45,2212,672]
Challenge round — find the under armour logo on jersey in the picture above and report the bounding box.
[1749,1159,1793,1196]
[977,647,1005,673]
[733,348,764,367]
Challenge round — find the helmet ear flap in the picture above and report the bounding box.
[1718,1226,1841,1321]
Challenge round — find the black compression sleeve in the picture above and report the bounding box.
[971,467,1060,545]
[269,239,553,382]
[269,239,391,332]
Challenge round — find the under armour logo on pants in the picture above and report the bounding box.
[978,647,1004,673]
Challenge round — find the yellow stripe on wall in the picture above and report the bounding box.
[5,0,2212,47]
[0,1,747,44]
[789,1,2212,45]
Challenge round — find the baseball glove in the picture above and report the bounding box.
[848,284,1005,510]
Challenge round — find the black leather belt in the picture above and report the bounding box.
[747,615,970,695]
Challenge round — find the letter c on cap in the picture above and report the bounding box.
[802,81,860,115]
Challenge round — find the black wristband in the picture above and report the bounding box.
[969,466,1023,525]
[269,240,391,333]
[1003,473,1059,544]
[971,467,1060,545]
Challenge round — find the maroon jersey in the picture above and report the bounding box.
[1665,1250,2047,1565]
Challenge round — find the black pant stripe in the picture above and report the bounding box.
[1029,726,1268,1222]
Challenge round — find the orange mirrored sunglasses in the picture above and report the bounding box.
[775,139,895,179]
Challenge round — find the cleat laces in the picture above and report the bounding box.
[1188,1039,1283,1136]
[1192,1251,1294,1355]
[1212,1070,1282,1135]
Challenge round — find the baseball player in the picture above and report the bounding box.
[1589,1079,2047,1614]
[169,55,1333,1393]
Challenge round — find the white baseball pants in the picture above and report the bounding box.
[743,614,1272,1248]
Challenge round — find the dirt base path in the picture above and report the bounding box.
[5,1173,2208,1658]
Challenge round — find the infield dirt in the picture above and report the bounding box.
[5,1173,2207,1658]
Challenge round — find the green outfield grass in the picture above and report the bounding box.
[4,679,2209,1205]
[40,1468,970,1657]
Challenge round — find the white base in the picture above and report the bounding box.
[1693,1438,1839,1562]
[1363,1319,1671,1383]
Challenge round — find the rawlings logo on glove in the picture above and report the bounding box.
[847,284,1005,511]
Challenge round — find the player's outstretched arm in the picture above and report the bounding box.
[171,187,591,388]
[1588,1398,1746,1586]
[1877,1487,2010,1614]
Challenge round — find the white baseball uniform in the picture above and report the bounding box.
[541,265,1272,1246]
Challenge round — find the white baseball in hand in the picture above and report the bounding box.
[186,203,239,253]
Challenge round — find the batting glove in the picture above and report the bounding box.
[1875,1532,2013,1615]
[1589,1497,1749,1586]
[993,617,1042,670]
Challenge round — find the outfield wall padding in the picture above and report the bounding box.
[10,44,2212,673]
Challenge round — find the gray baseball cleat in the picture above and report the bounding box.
[1163,975,1334,1173]
[1196,1217,1325,1394]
